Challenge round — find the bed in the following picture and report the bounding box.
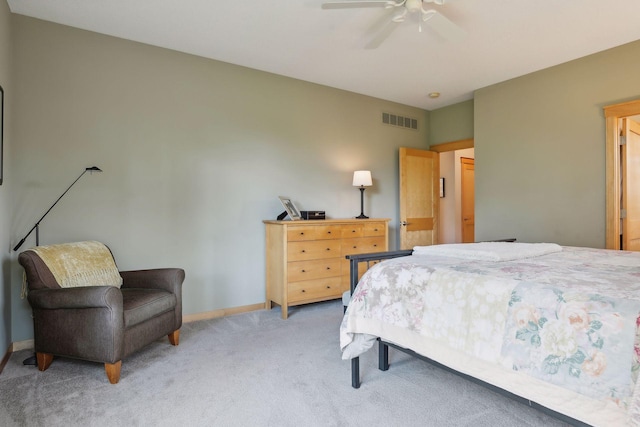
[340,242,640,427]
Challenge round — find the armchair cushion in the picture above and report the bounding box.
[122,289,176,328]
[29,241,122,288]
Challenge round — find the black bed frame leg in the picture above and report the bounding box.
[379,341,389,371]
[351,357,360,388]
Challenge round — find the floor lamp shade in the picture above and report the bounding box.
[353,170,372,219]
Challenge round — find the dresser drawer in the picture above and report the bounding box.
[287,225,341,241]
[287,258,341,282]
[288,277,343,303]
[340,224,364,239]
[364,222,386,237]
[341,236,385,257]
[288,240,342,261]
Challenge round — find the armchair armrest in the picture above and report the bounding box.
[120,268,185,294]
[27,286,123,311]
[28,286,126,363]
[120,268,185,329]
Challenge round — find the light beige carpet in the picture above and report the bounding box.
[0,300,569,426]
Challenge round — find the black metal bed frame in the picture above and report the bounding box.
[344,249,590,427]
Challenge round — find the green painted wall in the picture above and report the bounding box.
[8,16,429,341]
[474,40,640,246]
[0,0,12,357]
[429,100,473,146]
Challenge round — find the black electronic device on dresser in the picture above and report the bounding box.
[301,210,325,220]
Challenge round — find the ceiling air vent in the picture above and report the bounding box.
[382,112,418,130]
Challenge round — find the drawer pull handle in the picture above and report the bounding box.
[353,246,357,249]
[326,267,331,270]
[300,232,304,235]
[301,250,306,253]
[373,244,377,247]
[327,231,332,234]
[352,230,356,233]
[301,289,306,293]
[326,286,331,289]
[326,248,331,251]
[301,270,306,273]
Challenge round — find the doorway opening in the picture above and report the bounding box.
[430,139,475,243]
[604,99,640,249]
[461,157,475,243]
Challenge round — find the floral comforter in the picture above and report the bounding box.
[340,246,640,426]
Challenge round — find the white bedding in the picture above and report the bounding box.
[412,241,562,261]
[340,245,640,426]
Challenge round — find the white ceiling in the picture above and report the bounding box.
[7,0,640,110]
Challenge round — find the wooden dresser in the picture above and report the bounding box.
[264,218,390,319]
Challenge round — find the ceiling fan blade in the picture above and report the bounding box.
[426,11,466,41]
[365,6,397,34]
[365,20,400,49]
[321,1,395,9]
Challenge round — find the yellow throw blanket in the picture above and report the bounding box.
[29,241,123,289]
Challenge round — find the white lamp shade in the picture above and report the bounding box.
[352,170,372,187]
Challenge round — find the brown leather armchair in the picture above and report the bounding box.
[18,242,185,384]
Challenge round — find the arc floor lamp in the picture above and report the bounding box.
[13,166,102,366]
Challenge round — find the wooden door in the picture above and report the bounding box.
[461,157,475,243]
[622,118,640,250]
[399,147,439,250]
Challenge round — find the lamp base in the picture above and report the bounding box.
[356,187,369,219]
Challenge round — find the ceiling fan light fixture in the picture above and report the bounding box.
[429,92,441,98]
[406,0,422,13]
[322,0,463,48]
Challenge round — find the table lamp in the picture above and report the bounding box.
[352,170,372,219]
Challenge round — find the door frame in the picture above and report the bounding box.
[621,118,640,250]
[429,138,474,153]
[604,99,640,249]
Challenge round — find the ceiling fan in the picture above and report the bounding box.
[321,0,464,49]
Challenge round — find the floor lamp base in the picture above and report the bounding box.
[23,354,37,366]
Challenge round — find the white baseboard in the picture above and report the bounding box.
[183,302,265,323]
[11,339,34,352]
